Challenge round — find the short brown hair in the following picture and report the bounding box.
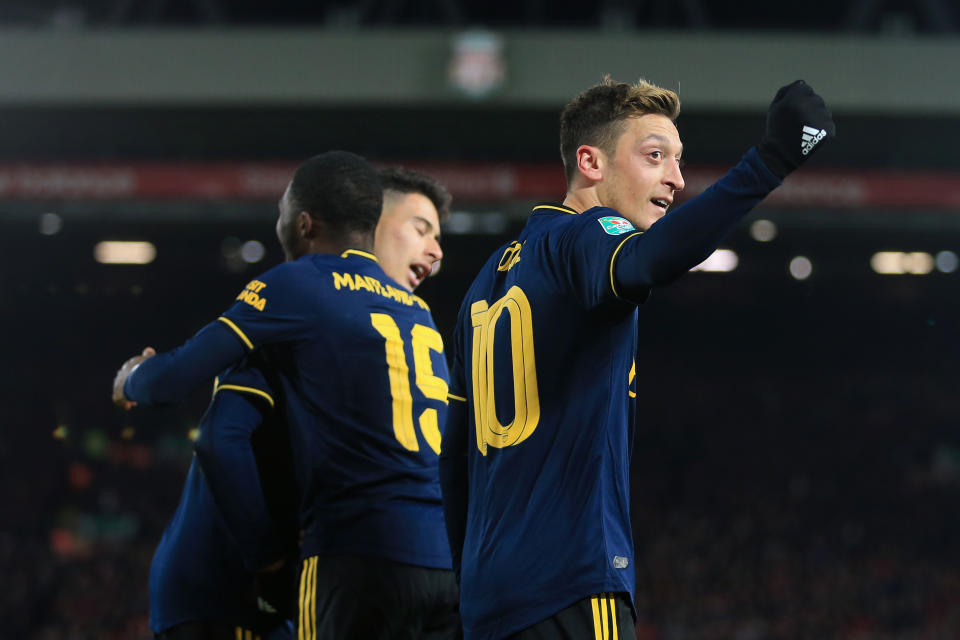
[559,76,681,183]
[377,165,452,223]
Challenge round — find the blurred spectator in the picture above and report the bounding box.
[4,367,958,638]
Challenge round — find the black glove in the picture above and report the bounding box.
[757,79,836,179]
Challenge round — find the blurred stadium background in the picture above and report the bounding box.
[3,1,960,637]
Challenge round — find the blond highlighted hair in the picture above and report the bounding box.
[559,76,681,183]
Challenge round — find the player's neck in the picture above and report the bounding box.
[562,186,602,214]
[300,233,374,258]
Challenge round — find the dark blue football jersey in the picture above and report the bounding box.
[149,364,294,634]
[446,204,641,640]
[219,250,452,568]
[443,149,781,640]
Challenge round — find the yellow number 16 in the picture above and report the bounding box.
[470,285,540,456]
[370,314,448,454]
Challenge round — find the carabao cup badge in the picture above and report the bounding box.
[597,216,635,235]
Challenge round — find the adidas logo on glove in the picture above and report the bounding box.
[801,125,827,156]
[758,80,835,178]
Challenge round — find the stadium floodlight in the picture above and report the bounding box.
[39,212,62,235]
[691,249,739,272]
[789,256,812,280]
[871,251,905,274]
[240,240,265,264]
[871,251,935,275]
[936,251,958,273]
[750,219,777,242]
[903,252,934,275]
[94,241,156,265]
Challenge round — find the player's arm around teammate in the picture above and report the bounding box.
[111,152,384,408]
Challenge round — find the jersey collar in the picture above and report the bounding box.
[532,203,579,215]
[340,249,379,263]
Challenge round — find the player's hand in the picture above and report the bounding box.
[757,79,836,179]
[112,347,156,409]
[255,557,296,619]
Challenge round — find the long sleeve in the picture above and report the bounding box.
[194,389,285,572]
[438,396,469,585]
[613,147,781,301]
[124,319,248,405]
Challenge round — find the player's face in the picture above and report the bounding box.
[276,182,303,261]
[374,191,443,291]
[598,114,684,230]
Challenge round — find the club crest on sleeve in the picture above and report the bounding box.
[597,216,635,235]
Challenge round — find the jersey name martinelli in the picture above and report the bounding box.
[448,204,640,640]
[221,250,452,568]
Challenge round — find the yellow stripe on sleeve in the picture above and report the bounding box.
[608,232,643,299]
[235,628,242,640]
[591,597,602,640]
[448,392,467,402]
[214,384,275,408]
[217,316,254,350]
[245,631,252,640]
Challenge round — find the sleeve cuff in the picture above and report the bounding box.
[745,146,785,190]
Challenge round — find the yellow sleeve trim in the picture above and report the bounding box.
[608,232,643,299]
[340,249,379,262]
[214,383,274,408]
[217,316,253,350]
[448,392,467,402]
[533,204,578,215]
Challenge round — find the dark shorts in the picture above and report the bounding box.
[155,620,293,640]
[297,554,461,640]
[506,593,634,640]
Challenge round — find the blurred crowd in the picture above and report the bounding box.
[3,363,958,639]
[632,479,959,639]
[629,369,960,639]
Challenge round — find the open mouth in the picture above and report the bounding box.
[409,263,429,286]
[651,198,671,212]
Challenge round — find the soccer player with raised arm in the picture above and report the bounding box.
[114,153,460,639]
[438,78,835,640]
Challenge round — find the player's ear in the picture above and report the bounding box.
[296,211,314,238]
[575,145,604,182]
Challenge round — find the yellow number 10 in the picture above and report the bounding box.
[470,285,540,456]
[370,314,448,454]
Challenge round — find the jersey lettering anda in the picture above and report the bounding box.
[221,250,452,569]
[448,204,640,640]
